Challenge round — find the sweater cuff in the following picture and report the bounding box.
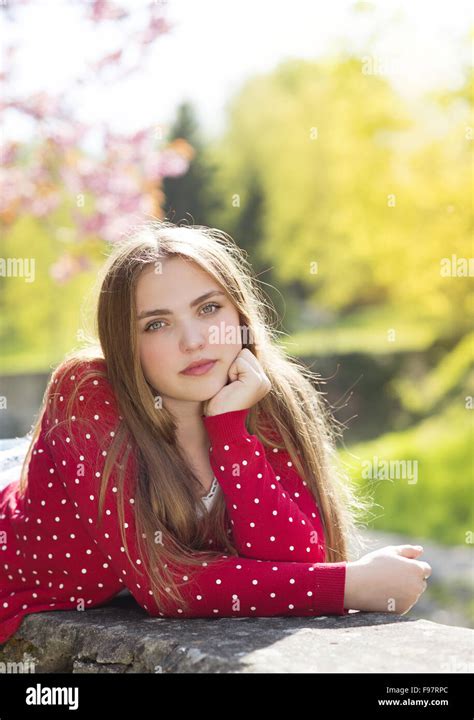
[202,408,251,444]
[314,561,347,615]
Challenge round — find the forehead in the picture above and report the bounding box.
[136,257,218,304]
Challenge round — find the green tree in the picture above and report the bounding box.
[162,102,222,225]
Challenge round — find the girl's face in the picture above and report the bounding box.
[136,257,243,405]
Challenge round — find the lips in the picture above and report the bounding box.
[180,360,217,376]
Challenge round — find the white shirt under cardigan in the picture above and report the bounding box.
[197,475,219,516]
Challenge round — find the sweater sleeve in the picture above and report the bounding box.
[202,409,327,563]
[44,361,348,619]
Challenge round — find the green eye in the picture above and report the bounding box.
[145,320,166,332]
[201,302,221,314]
[144,303,221,332]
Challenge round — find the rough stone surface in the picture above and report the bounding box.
[1,592,473,673]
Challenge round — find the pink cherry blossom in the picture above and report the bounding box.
[1,0,189,283]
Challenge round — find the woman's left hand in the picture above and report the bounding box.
[203,348,271,416]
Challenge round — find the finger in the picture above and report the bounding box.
[242,352,271,388]
[395,545,424,559]
[418,561,432,579]
[228,356,258,382]
[238,349,269,381]
[237,349,262,374]
[233,356,258,375]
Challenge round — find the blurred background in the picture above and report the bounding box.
[0,0,472,629]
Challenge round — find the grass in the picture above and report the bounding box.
[340,399,474,546]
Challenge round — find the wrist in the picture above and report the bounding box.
[205,404,245,417]
[202,407,251,442]
[343,561,361,610]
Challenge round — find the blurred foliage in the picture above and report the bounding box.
[390,332,474,415]
[207,55,472,335]
[0,213,103,374]
[162,102,224,225]
[340,399,473,546]
[279,305,443,355]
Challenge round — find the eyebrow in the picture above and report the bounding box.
[137,290,226,320]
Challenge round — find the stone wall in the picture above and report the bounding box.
[1,595,472,673]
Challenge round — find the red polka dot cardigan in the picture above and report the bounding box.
[0,359,348,644]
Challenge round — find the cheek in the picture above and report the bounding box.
[138,335,175,387]
[215,309,243,354]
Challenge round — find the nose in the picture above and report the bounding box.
[179,322,208,354]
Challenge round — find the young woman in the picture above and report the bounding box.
[0,220,431,643]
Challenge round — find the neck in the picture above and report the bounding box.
[164,397,210,453]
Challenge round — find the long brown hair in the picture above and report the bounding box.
[19,219,372,613]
